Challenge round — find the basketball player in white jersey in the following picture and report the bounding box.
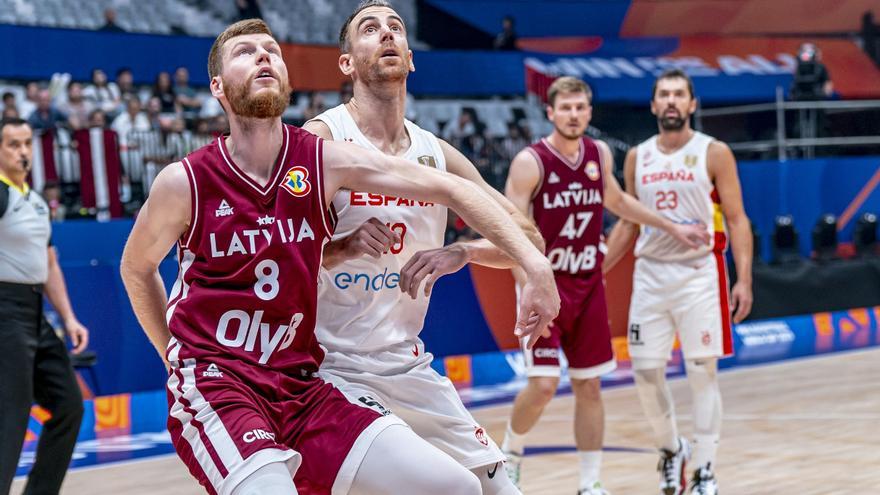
[604,69,753,495]
[303,2,535,494]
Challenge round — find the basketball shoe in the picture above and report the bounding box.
[578,481,610,494]
[657,437,691,495]
[689,464,718,495]
[503,451,522,488]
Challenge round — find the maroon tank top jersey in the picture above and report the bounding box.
[166,124,336,386]
[529,137,606,276]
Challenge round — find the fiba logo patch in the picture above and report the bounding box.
[281,166,311,197]
[702,331,712,346]
[474,426,489,446]
[585,161,600,181]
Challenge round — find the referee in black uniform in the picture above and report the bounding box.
[0,118,88,495]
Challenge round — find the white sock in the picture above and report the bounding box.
[692,433,719,471]
[501,422,526,455]
[578,450,602,489]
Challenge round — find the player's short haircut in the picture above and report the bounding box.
[208,19,275,80]
[339,0,395,53]
[652,68,695,100]
[2,92,13,101]
[547,76,592,107]
[0,117,29,143]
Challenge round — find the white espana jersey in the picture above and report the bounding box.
[311,104,448,351]
[634,131,726,262]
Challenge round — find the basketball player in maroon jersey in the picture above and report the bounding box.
[119,19,559,495]
[499,77,709,495]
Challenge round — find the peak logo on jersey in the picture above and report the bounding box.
[474,427,489,446]
[281,166,311,197]
[202,363,223,378]
[548,171,561,184]
[585,160,600,181]
[417,155,437,168]
[216,199,234,217]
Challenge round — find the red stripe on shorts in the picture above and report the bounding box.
[712,247,734,356]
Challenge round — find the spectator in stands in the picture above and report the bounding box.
[18,82,39,120]
[493,15,518,51]
[88,109,107,129]
[146,96,183,133]
[173,67,202,122]
[99,8,126,32]
[442,109,477,155]
[152,71,177,115]
[58,82,93,130]
[303,92,326,121]
[2,92,15,115]
[790,43,833,100]
[42,182,66,222]
[27,89,68,131]
[236,0,263,21]
[499,121,529,161]
[115,68,138,107]
[111,97,150,147]
[340,80,354,104]
[2,107,18,120]
[862,11,879,65]
[84,69,121,116]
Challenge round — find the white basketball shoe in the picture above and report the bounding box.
[578,481,611,495]
[503,451,522,489]
[657,437,691,495]
[689,464,718,495]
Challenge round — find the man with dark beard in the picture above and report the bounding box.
[500,76,709,495]
[120,18,560,495]
[604,69,753,495]
[303,2,542,494]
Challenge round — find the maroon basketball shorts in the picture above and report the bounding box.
[521,271,616,379]
[165,355,404,495]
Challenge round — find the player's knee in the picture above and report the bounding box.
[571,377,601,401]
[686,358,718,381]
[444,466,481,494]
[529,377,559,403]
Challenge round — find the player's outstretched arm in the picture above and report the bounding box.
[303,118,403,269]
[323,139,558,347]
[599,141,710,251]
[397,140,545,298]
[120,162,191,365]
[709,140,753,322]
[603,147,639,272]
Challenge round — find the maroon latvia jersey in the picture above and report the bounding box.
[166,124,336,389]
[528,137,606,276]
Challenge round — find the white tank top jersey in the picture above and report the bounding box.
[310,104,448,352]
[633,131,727,262]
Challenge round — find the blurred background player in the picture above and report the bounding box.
[120,18,558,495]
[500,77,710,495]
[604,69,753,495]
[305,1,540,494]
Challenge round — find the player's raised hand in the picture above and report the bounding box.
[399,244,469,299]
[730,280,753,323]
[341,217,401,259]
[514,260,560,349]
[669,222,711,250]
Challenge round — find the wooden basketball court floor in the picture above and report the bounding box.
[17,347,879,494]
